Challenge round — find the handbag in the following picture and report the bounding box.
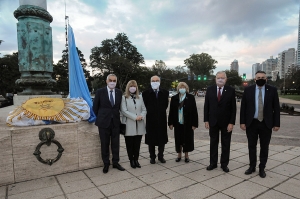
[120,123,126,135]
[120,96,127,135]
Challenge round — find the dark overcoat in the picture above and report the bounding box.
[142,87,169,146]
[168,93,198,152]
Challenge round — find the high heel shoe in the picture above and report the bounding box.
[130,160,136,168]
[134,160,141,168]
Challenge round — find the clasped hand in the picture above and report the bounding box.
[136,116,143,121]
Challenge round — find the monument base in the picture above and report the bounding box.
[13,95,62,106]
[0,106,102,186]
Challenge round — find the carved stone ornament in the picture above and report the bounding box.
[14,5,53,22]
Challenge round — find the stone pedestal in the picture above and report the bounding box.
[0,106,102,186]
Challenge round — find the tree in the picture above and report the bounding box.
[224,70,243,87]
[90,33,145,91]
[184,53,218,77]
[0,52,21,98]
[52,48,93,94]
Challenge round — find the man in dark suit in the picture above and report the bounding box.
[93,74,125,173]
[142,75,169,164]
[240,70,280,178]
[204,71,236,172]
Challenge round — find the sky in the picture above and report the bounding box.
[0,0,299,79]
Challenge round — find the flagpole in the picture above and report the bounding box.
[65,0,70,97]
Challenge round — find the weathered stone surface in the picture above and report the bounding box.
[0,129,14,186]
[78,122,102,169]
[12,123,79,182]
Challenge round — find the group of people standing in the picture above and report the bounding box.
[93,70,280,179]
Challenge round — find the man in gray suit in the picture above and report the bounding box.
[93,74,125,173]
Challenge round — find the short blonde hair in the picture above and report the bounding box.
[176,82,189,93]
[125,80,140,99]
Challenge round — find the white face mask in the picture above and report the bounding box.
[179,88,186,94]
[151,82,160,89]
[216,78,226,86]
[129,87,136,93]
[108,82,116,89]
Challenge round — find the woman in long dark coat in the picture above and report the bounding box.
[168,82,198,162]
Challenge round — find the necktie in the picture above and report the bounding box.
[218,87,222,102]
[154,89,158,98]
[257,88,263,122]
[110,90,114,107]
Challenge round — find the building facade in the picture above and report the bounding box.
[230,59,239,73]
[277,48,295,78]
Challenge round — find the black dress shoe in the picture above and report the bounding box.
[245,167,256,175]
[130,160,136,169]
[113,163,125,171]
[206,165,217,170]
[221,166,230,173]
[134,160,141,168]
[175,157,181,162]
[150,158,156,164]
[103,165,109,173]
[158,158,166,163]
[259,169,266,178]
[185,158,190,163]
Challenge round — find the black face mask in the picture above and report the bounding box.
[256,79,266,87]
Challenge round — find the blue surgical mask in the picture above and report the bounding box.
[179,88,186,94]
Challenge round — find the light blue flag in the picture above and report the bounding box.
[68,25,96,123]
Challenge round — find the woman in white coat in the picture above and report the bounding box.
[121,80,147,168]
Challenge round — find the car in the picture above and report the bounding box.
[169,91,177,98]
[197,90,205,97]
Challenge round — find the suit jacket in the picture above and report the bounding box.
[168,93,198,152]
[120,95,147,136]
[142,87,169,145]
[204,85,236,128]
[240,84,280,129]
[93,87,122,128]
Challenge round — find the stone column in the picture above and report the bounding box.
[14,0,56,95]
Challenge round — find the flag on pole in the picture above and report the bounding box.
[68,25,96,123]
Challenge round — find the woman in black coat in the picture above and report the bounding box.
[168,82,198,162]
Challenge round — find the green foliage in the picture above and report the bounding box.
[184,53,218,76]
[0,52,21,97]
[90,33,145,91]
[224,70,243,87]
[52,48,93,94]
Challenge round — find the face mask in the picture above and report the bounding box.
[256,79,266,87]
[129,87,136,93]
[151,82,160,89]
[108,82,116,89]
[216,78,225,86]
[179,88,186,94]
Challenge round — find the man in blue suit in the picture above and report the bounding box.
[93,74,125,173]
[240,70,280,178]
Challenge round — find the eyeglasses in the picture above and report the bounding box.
[108,79,117,82]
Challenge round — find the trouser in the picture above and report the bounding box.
[149,144,165,159]
[209,125,232,167]
[98,119,120,166]
[246,119,272,169]
[124,135,143,160]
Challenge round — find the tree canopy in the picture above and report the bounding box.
[0,52,21,97]
[90,33,145,91]
[224,70,243,87]
[184,53,218,76]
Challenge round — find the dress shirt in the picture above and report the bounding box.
[216,86,224,96]
[106,86,115,104]
[254,85,265,119]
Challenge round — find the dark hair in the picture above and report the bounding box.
[255,70,266,75]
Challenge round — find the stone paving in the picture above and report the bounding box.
[1,137,300,199]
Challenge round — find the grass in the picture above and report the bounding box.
[279,95,300,101]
